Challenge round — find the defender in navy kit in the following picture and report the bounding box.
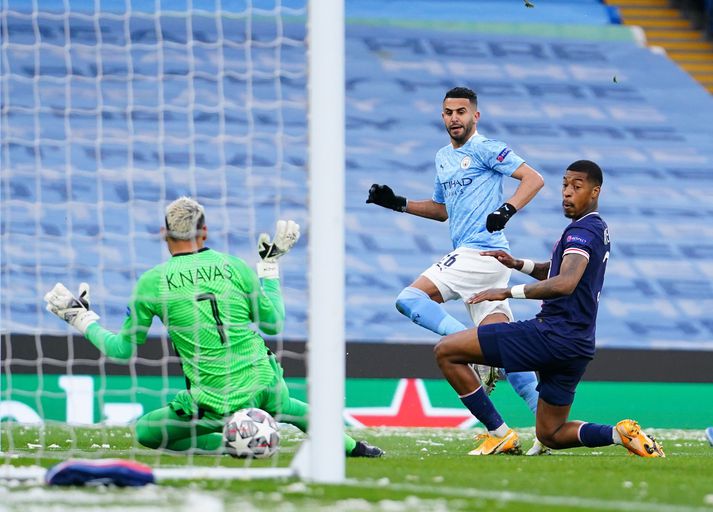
[434,160,665,457]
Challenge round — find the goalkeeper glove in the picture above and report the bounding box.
[257,220,301,279]
[44,282,99,335]
[486,202,517,232]
[366,184,407,212]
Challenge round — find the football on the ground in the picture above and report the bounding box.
[223,408,280,458]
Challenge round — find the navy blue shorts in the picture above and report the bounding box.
[478,319,591,406]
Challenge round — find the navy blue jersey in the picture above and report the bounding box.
[535,212,610,359]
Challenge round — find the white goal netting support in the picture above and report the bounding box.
[0,0,345,483]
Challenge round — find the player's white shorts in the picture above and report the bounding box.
[421,247,513,327]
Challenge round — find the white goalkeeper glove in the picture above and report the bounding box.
[256,220,301,279]
[44,282,100,335]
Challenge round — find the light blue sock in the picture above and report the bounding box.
[395,287,466,336]
[503,370,539,414]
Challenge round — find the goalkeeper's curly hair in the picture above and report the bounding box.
[164,196,205,240]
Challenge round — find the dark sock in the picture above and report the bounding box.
[579,423,614,447]
[460,387,505,432]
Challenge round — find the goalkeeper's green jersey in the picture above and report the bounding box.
[85,248,285,414]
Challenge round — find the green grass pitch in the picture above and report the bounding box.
[2,425,713,511]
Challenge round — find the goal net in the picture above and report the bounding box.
[1,0,345,482]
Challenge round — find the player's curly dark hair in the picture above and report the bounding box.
[567,160,603,186]
[444,87,477,108]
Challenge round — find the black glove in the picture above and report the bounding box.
[366,184,407,212]
[486,203,517,232]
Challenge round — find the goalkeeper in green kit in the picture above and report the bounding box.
[44,197,383,457]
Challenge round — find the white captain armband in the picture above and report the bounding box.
[520,259,535,275]
[510,284,527,299]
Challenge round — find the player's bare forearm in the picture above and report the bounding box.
[525,253,588,298]
[512,275,576,300]
[480,250,550,280]
[528,262,550,281]
[509,258,550,281]
[405,199,448,221]
[505,164,544,210]
[515,257,586,299]
[467,288,509,304]
[468,276,573,304]
[468,254,587,303]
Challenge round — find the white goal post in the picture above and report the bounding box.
[303,0,346,483]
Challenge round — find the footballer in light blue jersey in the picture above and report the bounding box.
[433,134,525,251]
[367,87,547,454]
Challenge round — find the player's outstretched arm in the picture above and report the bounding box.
[403,199,448,221]
[251,220,300,334]
[468,253,588,304]
[44,282,143,360]
[505,163,544,211]
[249,273,285,336]
[486,164,544,232]
[480,250,550,281]
[366,184,448,221]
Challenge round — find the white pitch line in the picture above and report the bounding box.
[345,481,711,512]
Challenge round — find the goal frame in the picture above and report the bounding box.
[301,0,346,484]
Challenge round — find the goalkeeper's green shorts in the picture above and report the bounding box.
[168,354,291,424]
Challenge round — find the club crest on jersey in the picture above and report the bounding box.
[460,156,471,169]
[496,148,511,162]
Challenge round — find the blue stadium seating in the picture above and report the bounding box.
[2,3,713,351]
[347,0,621,25]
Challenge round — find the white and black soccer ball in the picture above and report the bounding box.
[223,408,280,459]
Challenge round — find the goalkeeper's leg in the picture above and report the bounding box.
[263,370,383,457]
[134,406,224,452]
[277,396,383,457]
[278,397,351,453]
[263,352,383,457]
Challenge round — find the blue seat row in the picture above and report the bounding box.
[2,9,713,350]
